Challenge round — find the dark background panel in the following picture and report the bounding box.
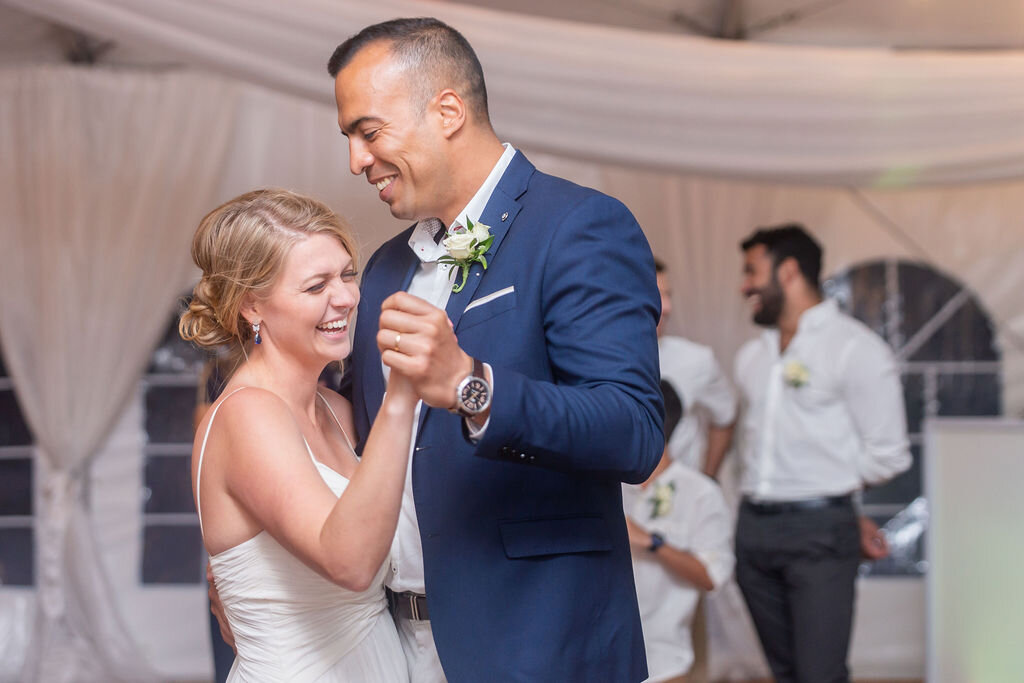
[141,525,204,584]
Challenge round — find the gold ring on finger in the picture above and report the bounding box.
[394,332,401,352]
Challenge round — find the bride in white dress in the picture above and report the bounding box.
[180,189,415,682]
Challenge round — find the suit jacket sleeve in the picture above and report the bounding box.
[474,193,664,484]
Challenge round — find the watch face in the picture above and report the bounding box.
[460,378,490,413]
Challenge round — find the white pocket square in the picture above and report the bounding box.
[464,286,515,313]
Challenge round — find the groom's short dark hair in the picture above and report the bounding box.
[327,17,490,123]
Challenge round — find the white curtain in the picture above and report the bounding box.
[5,0,1024,186]
[0,66,239,682]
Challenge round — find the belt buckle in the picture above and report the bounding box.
[408,593,421,621]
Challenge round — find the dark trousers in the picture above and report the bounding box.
[735,501,860,683]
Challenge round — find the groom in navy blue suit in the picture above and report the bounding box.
[330,18,664,682]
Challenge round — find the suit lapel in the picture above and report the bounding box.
[444,152,532,331]
[417,154,533,437]
[405,155,535,437]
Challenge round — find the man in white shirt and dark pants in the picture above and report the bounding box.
[733,225,910,683]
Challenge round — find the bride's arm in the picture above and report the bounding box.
[218,381,415,591]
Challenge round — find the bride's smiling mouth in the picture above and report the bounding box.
[316,318,349,335]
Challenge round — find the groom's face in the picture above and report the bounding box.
[334,42,446,222]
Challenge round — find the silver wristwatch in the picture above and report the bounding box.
[451,357,491,418]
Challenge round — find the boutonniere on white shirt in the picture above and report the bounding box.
[783,359,810,388]
[439,218,494,293]
[649,481,675,519]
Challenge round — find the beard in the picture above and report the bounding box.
[751,277,784,327]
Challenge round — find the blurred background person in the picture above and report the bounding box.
[624,377,735,683]
[733,224,910,683]
[655,258,736,479]
[623,259,737,683]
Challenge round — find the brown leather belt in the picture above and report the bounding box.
[387,588,430,621]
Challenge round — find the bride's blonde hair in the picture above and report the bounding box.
[179,189,358,360]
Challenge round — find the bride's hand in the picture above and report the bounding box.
[377,298,459,409]
[377,318,441,408]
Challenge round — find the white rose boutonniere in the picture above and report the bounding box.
[439,218,494,293]
[470,220,490,244]
[783,359,810,388]
[649,481,675,519]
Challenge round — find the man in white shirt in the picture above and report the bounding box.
[655,259,736,477]
[624,450,735,683]
[733,224,910,683]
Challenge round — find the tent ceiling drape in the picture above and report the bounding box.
[5,0,1024,186]
[442,0,1024,49]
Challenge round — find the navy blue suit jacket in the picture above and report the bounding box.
[345,152,664,682]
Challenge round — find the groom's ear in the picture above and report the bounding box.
[436,88,466,139]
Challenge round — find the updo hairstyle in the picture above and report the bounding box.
[179,189,358,354]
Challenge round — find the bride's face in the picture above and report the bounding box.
[255,233,359,366]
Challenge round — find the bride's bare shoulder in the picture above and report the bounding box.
[200,387,299,451]
[217,385,289,418]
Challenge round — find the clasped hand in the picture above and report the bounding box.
[376,292,472,409]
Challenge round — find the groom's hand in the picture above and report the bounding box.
[378,292,472,410]
[207,563,236,652]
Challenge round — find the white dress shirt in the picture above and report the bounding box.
[623,463,734,681]
[733,298,911,501]
[386,143,517,594]
[659,336,737,471]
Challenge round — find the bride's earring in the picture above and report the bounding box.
[252,320,262,345]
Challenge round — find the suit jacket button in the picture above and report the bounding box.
[519,452,526,460]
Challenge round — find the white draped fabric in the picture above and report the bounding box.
[5,0,1024,186]
[0,67,239,682]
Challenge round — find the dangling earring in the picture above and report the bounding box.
[252,321,262,345]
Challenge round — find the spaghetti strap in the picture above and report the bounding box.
[316,391,358,456]
[195,386,253,538]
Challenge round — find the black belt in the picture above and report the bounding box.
[387,588,430,621]
[742,494,853,515]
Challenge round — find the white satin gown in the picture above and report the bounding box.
[196,388,409,682]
